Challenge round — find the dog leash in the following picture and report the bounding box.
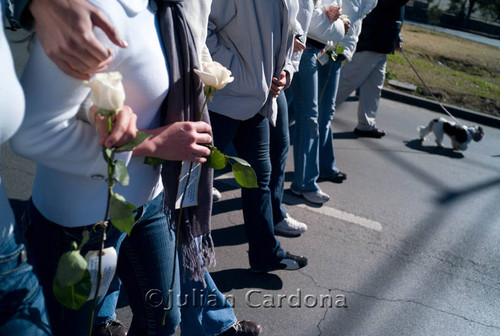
[400,50,463,126]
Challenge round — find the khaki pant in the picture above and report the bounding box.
[336,51,387,131]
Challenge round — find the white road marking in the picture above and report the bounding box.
[215,172,382,231]
[293,204,383,232]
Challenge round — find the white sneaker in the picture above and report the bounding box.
[275,216,307,236]
[212,187,222,202]
[290,187,329,204]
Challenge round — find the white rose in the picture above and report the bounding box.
[87,72,126,111]
[194,61,234,90]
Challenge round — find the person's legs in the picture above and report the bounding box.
[335,52,371,108]
[0,233,52,336]
[271,91,308,236]
[179,267,237,336]
[318,59,342,178]
[94,273,121,325]
[269,91,290,225]
[285,81,297,126]
[290,45,321,193]
[117,194,181,336]
[211,112,286,271]
[357,52,387,131]
[92,274,127,336]
[232,114,286,270]
[25,200,126,336]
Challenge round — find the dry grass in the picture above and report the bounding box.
[386,23,500,116]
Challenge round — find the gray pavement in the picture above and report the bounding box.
[150,96,499,336]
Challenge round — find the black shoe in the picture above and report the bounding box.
[318,171,347,183]
[219,321,262,336]
[354,128,386,138]
[92,320,128,336]
[251,252,308,272]
[277,252,308,270]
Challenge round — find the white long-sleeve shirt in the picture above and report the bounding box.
[0,0,25,245]
[339,0,378,61]
[11,0,167,227]
[307,0,346,45]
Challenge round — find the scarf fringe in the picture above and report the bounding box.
[181,233,216,287]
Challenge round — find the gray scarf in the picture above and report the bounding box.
[154,0,215,284]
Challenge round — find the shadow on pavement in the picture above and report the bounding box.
[210,269,283,292]
[211,197,242,216]
[211,224,247,247]
[404,139,465,158]
[282,189,324,209]
[333,131,360,140]
[436,175,500,204]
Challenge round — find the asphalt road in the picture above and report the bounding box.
[3,29,500,336]
[169,97,500,336]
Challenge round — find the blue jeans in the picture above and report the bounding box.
[179,250,236,336]
[0,233,52,335]
[210,112,286,270]
[270,91,289,225]
[287,43,342,193]
[26,193,181,336]
[97,244,236,336]
[95,275,121,325]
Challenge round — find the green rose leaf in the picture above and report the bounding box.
[230,160,258,188]
[144,156,166,167]
[102,147,114,166]
[113,160,129,186]
[55,249,89,287]
[115,131,151,151]
[228,156,252,167]
[207,146,227,170]
[53,269,92,310]
[110,193,136,235]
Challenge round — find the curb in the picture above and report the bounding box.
[381,87,500,129]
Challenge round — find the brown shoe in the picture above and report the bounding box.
[219,321,262,336]
[92,320,128,336]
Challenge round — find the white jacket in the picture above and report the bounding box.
[0,0,25,244]
[307,0,346,45]
[339,0,378,61]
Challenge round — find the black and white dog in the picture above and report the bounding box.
[418,117,484,151]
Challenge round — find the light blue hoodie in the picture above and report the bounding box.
[206,0,295,125]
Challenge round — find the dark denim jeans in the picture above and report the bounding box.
[26,193,181,336]
[0,233,52,335]
[269,91,290,225]
[210,112,286,270]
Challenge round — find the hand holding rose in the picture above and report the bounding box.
[87,72,138,148]
[133,122,213,163]
[89,105,138,148]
